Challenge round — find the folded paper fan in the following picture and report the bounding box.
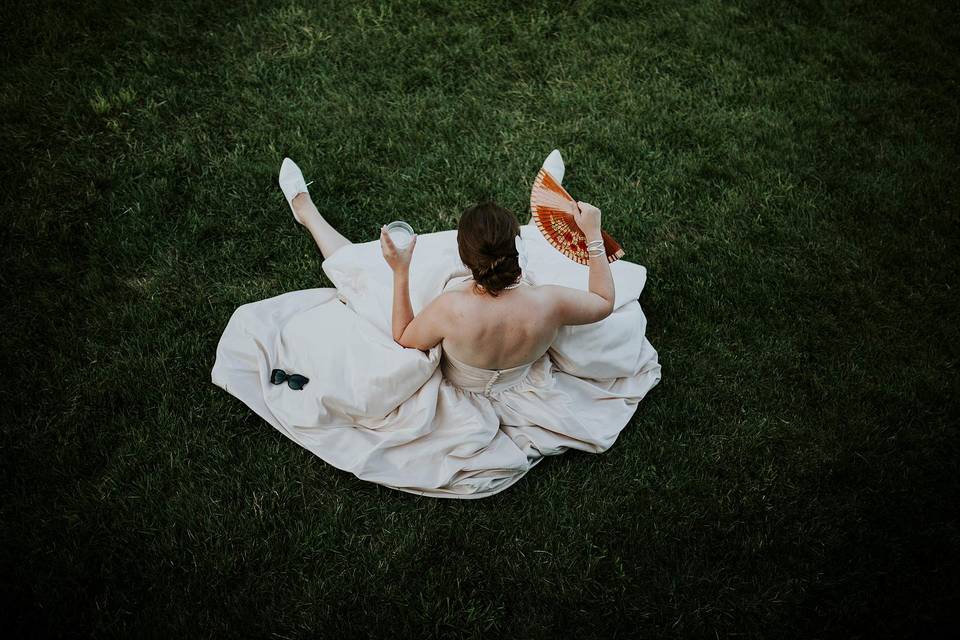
[530,166,625,265]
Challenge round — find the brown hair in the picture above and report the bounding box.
[457,202,522,297]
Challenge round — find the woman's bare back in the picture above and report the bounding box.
[442,281,559,370]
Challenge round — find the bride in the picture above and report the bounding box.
[211,151,661,499]
[285,157,615,370]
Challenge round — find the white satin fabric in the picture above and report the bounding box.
[211,224,661,499]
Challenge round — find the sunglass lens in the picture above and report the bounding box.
[288,374,309,390]
[270,369,286,385]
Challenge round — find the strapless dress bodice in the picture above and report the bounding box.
[440,346,538,397]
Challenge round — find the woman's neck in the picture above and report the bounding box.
[472,277,525,296]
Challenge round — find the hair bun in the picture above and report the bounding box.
[474,254,520,295]
[457,201,523,297]
[478,255,507,275]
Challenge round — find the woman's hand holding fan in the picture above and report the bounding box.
[572,201,603,242]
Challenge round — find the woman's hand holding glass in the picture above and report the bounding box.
[380,225,417,273]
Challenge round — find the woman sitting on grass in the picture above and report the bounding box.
[211,151,661,499]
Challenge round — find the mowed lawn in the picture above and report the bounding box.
[2,0,958,636]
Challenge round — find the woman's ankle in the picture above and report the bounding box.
[292,192,315,224]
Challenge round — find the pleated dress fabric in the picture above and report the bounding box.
[211,223,661,499]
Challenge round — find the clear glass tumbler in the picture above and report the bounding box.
[384,220,415,249]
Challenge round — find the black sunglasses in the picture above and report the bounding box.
[270,368,309,390]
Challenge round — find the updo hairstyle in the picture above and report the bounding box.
[456,202,522,297]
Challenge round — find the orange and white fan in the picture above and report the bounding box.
[530,150,625,266]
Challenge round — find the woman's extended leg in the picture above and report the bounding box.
[292,192,353,260]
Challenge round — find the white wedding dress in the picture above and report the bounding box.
[212,150,660,498]
[211,220,661,499]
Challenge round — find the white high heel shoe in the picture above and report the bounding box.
[527,149,566,226]
[542,149,565,185]
[278,157,310,225]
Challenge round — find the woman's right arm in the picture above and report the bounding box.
[545,201,616,326]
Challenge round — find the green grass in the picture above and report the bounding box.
[2,0,958,636]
